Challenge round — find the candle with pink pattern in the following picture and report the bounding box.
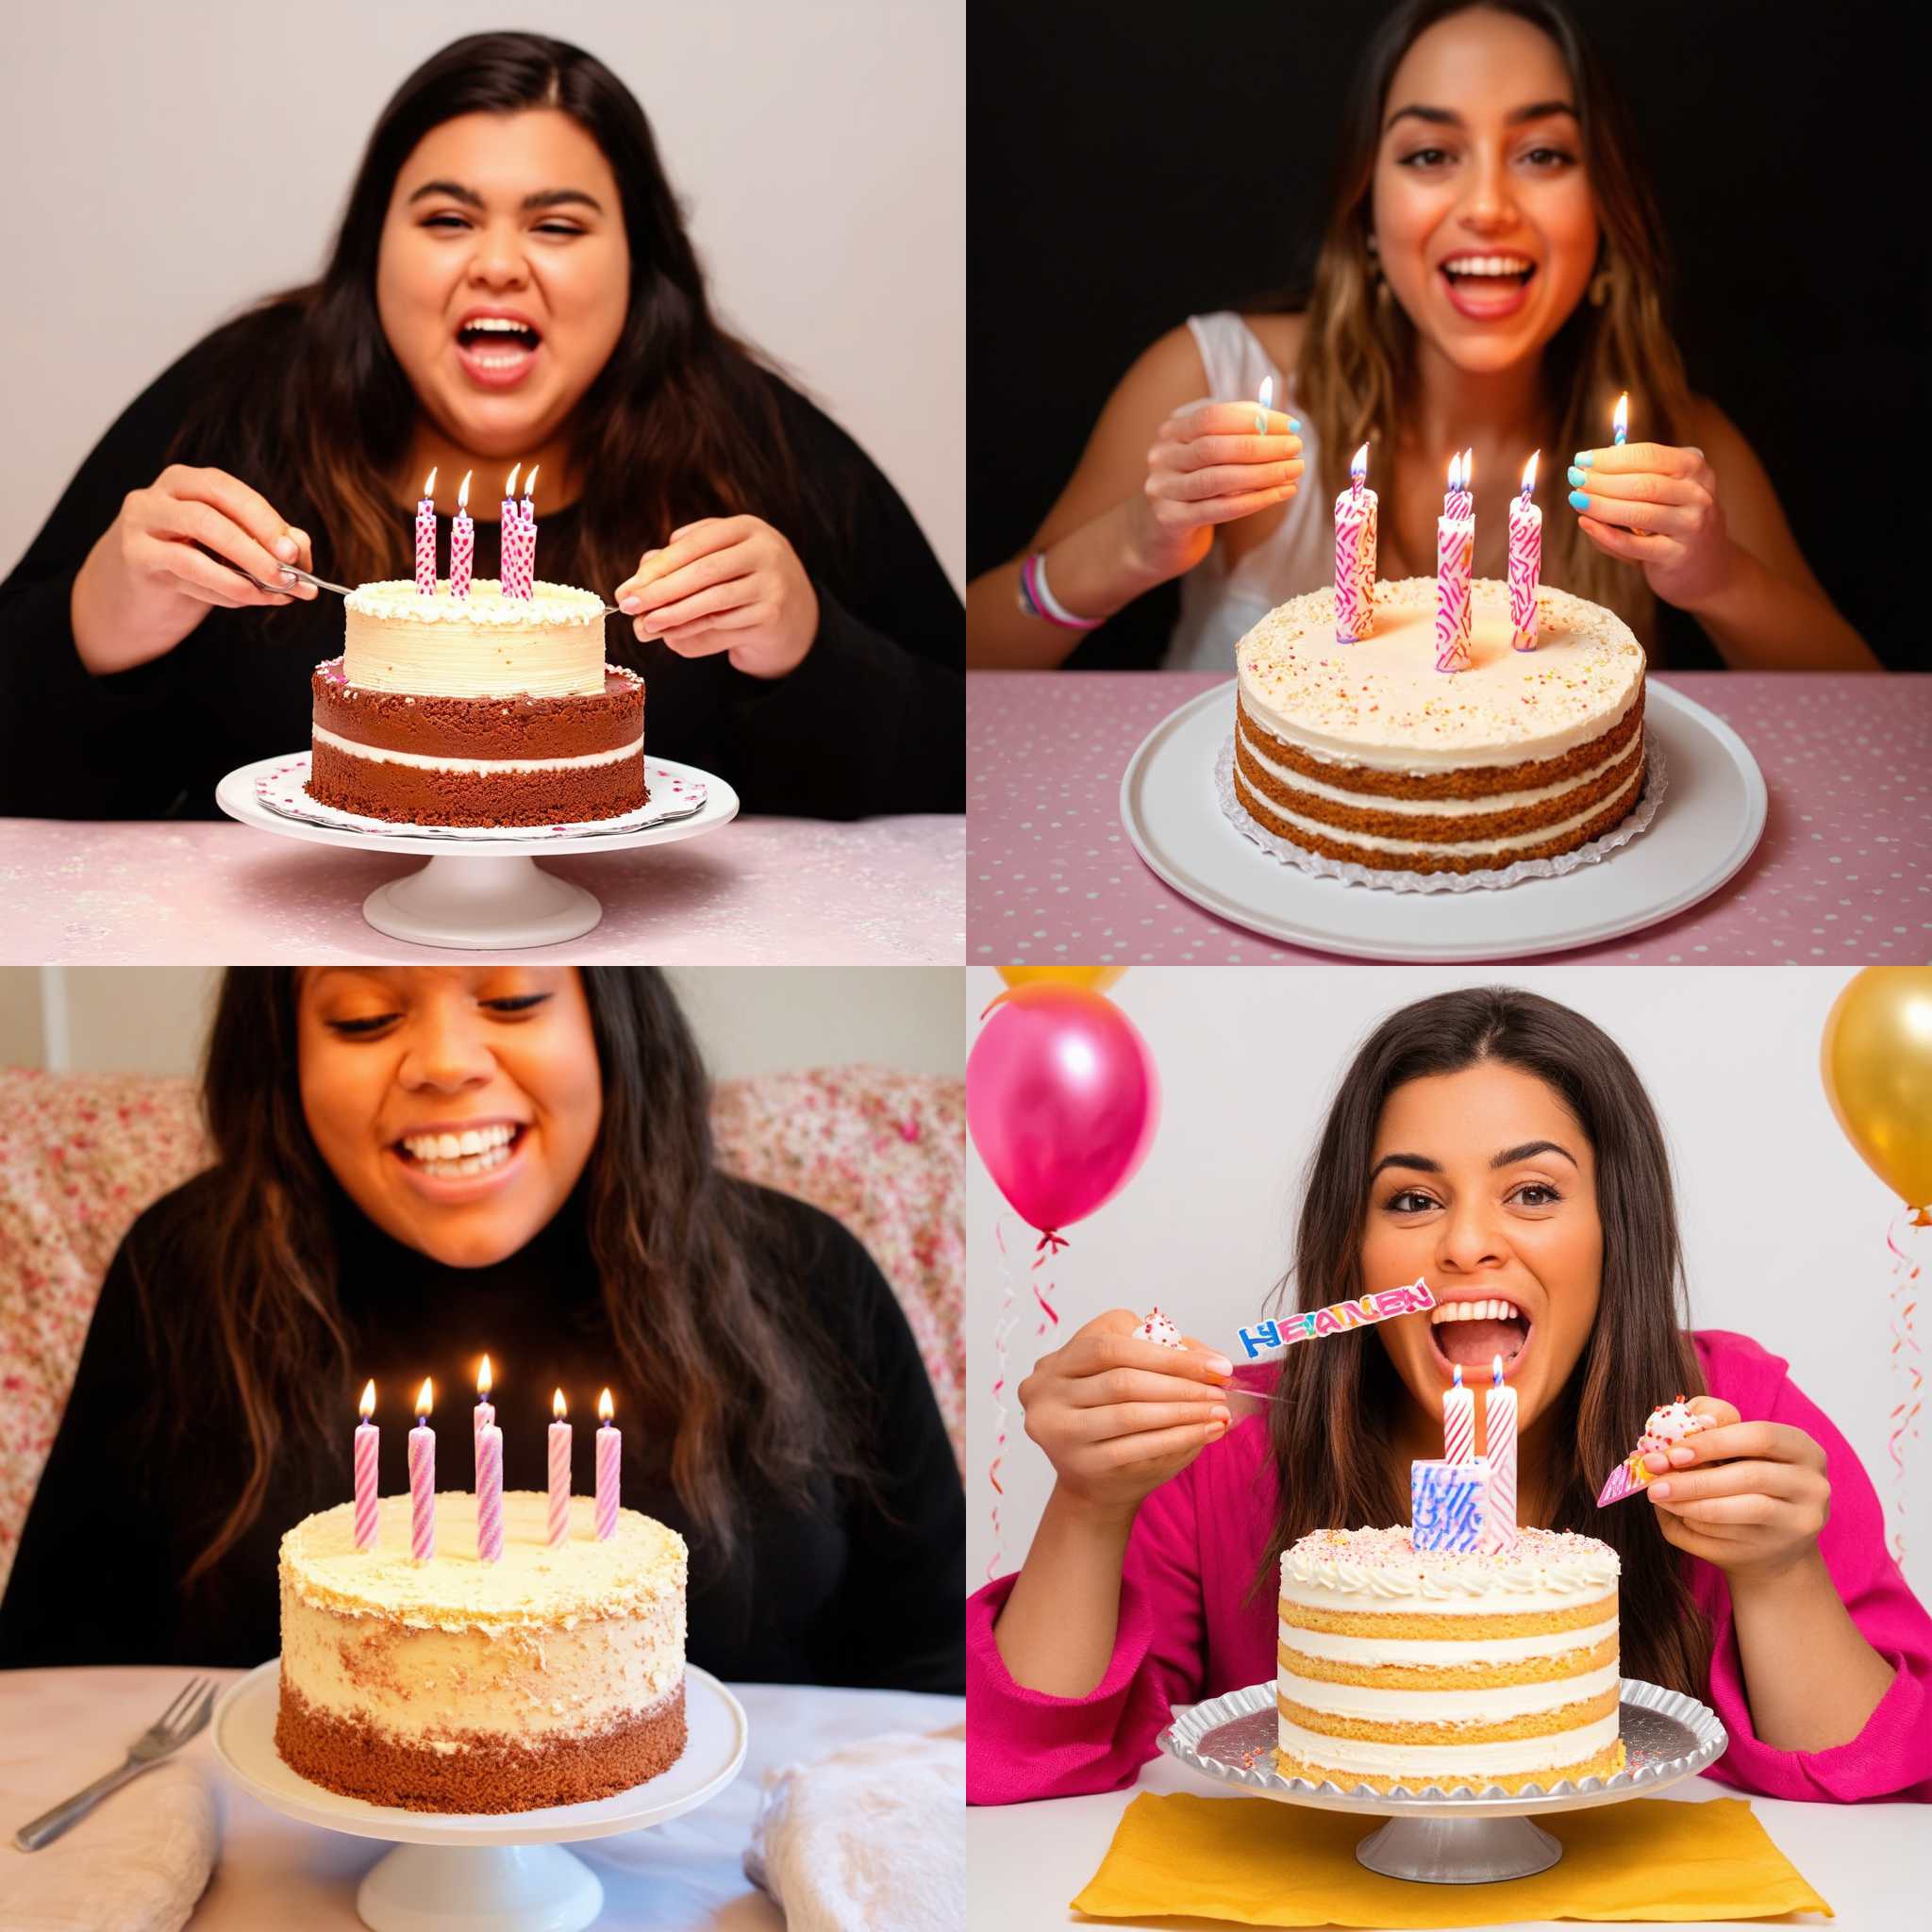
[548,1388,571,1546]
[1332,441,1377,643]
[1434,451,1474,673]
[595,1388,620,1541]
[473,1354,494,1484]
[449,471,474,599]
[408,1378,435,1562]
[498,466,522,599]
[413,469,438,596]
[475,1421,504,1563]
[1482,1355,1520,1551]
[354,1379,378,1552]
[1441,1361,1475,1463]
[519,466,539,596]
[1508,450,1543,651]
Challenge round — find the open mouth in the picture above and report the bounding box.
[1438,255,1538,318]
[454,317,542,386]
[391,1121,526,1181]
[1429,1296,1533,1373]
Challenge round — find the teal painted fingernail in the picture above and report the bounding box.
[1574,451,1593,469]
[1567,465,1586,488]
[1289,417,1301,431]
[1569,490,1591,511]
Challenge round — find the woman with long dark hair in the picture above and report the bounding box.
[967,987,1932,1802]
[967,0,1873,669]
[0,966,962,1691]
[0,32,961,819]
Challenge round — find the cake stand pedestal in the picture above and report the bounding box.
[1160,1676,1726,1886]
[213,1661,749,1932]
[360,854,605,949]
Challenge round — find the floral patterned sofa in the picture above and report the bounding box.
[0,1064,963,1596]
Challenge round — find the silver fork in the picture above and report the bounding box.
[13,1675,217,1851]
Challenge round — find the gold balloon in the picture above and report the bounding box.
[1821,968,1932,1215]
[997,966,1125,993]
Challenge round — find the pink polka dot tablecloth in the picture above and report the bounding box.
[967,672,1931,964]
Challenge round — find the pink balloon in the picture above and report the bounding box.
[966,986,1160,1235]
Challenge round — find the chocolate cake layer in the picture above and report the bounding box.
[312,661,642,759]
[308,739,646,827]
[275,1678,687,1814]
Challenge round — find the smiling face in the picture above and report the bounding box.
[1363,1059,1603,1457]
[1370,7,1597,374]
[375,109,630,464]
[296,966,603,1269]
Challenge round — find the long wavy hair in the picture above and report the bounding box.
[136,968,870,1589]
[1250,986,1714,1701]
[1288,0,1694,638]
[166,32,841,600]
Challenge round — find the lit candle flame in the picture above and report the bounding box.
[1612,392,1628,442]
[598,1388,614,1424]
[1521,449,1540,494]
[1446,451,1460,492]
[553,1388,568,1421]
[422,468,437,500]
[1452,1361,1463,1387]
[504,464,520,501]
[1493,1354,1506,1386]
[477,1355,492,1399]
[416,1377,433,1420]
[359,1379,375,1421]
[457,471,472,512]
[1257,375,1273,414]
[1462,448,1474,492]
[523,465,539,504]
[1350,441,1369,482]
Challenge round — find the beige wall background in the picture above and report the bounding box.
[0,1,962,588]
[0,967,963,1079]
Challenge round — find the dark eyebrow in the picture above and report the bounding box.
[1384,100,1577,134]
[1491,1140,1578,1170]
[406,179,606,215]
[1369,1151,1441,1181]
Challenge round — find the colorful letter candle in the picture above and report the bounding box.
[596,1388,620,1541]
[1411,1456,1491,1553]
[548,1388,571,1547]
[450,471,474,599]
[408,1378,435,1562]
[1612,391,1628,446]
[414,469,438,596]
[1434,450,1474,672]
[475,1420,504,1564]
[474,1354,494,1483]
[499,466,522,599]
[1508,449,1542,652]
[519,465,539,596]
[1482,1357,1520,1552]
[1333,441,1377,643]
[354,1379,378,1552]
[1441,1361,1475,1463]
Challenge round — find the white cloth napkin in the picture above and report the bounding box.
[744,1726,964,1931]
[4,1762,217,1932]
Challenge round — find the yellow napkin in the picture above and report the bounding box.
[1073,1793,1831,1925]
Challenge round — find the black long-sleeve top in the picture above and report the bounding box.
[0,1171,963,1692]
[0,322,963,820]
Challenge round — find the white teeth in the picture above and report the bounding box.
[401,1123,516,1162]
[1442,255,1532,275]
[1429,1299,1524,1324]
[413,1143,511,1180]
[464,317,536,334]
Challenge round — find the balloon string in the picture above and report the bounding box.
[1031,1229,1065,1333]
[1884,1212,1924,1567]
[987,1217,1021,1584]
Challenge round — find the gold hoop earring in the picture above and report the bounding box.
[1589,268,1613,308]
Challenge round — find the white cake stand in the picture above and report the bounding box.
[1160,1676,1726,1885]
[215,752,740,949]
[213,1661,748,1932]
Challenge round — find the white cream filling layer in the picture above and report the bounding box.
[1278,1616,1617,1665]
[314,724,641,774]
[1279,1658,1619,1721]
[1277,1708,1621,1779]
[1237,761,1642,858]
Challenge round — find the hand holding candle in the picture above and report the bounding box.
[596,1389,620,1541]
[1508,450,1542,651]
[1124,398,1304,583]
[449,472,474,599]
[414,469,438,596]
[1332,442,1377,643]
[548,1389,571,1547]
[354,1379,379,1552]
[408,1379,435,1562]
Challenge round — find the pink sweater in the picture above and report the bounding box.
[968,1330,1932,1806]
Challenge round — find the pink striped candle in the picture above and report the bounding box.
[548,1389,571,1547]
[408,1378,435,1562]
[595,1389,620,1541]
[474,1354,494,1485]
[414,469,438,596]
[499,467,522,599]
[519,466,539,596]
[354,1379,378,1552]
[1434,450,1474,673]
[450,471,474,599]
[1441,1361,1476,1463]
[475,1421,504,1563]
[1332,441,1377,643]
[1508,450,1543,651]
[1482,1356,1520,1551]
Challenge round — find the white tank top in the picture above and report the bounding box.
[1164,312,1333,671]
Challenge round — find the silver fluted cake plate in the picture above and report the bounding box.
[1158,1676,1726,1885]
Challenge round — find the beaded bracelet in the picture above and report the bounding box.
[1018,550,1104,631]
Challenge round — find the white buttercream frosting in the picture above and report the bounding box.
[342,579,608,698]
[1280,1657,1620,1722]
[1134,1307,1185,1349]
[346,579,607,626]
[1280,1524,1620,1604]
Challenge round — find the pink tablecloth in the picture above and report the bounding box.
[0,817,963,964]
[967,672,1932,965]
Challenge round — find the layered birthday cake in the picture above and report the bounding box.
[1232,577,1647,874]
[307,579,645,827]
[1275,1524,1624,1794]
[275,1490,687,1813]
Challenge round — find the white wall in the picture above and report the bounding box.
[965,967,1931,1602]
[0,1,962,589]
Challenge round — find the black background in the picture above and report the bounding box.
[969,0,1925,670]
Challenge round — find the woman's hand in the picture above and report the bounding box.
[1130,404,1304,582]
[1018,1309,1233,1524]
[71,465,317,675]
[616,515,819,680]
[1644,1397,1831,1584]
[1568,442,1736,611]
